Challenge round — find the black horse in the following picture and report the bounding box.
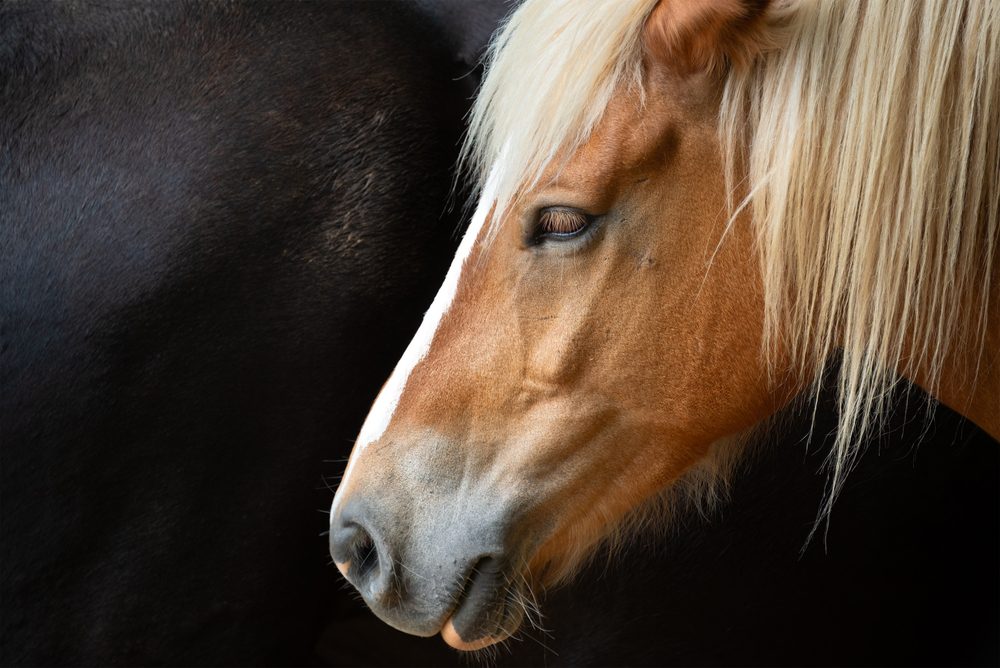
[0,1,508,663]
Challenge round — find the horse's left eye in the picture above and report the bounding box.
[536,207,591,241]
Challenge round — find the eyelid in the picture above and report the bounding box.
[531,206,599,245]
[539,207,588,235]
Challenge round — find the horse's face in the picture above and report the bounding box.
[332,2,787,651]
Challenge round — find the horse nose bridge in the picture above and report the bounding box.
[330,429,418,522]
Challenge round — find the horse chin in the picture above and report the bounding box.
[439,556,527,651]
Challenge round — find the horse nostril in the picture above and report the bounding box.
[330,504,395,600]
[352,526,379,580]
[330,498,404,607]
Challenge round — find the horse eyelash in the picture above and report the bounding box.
[533,207,596,245]
[539,208,588,235]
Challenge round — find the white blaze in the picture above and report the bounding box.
[331,168,500,519]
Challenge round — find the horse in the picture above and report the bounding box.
[0,0,507,663]
[329,0,999,652]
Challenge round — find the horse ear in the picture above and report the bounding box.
[644,0,772,73]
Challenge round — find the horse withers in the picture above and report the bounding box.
[330,0,999,651]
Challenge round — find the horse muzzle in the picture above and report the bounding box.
[329,493,527,649]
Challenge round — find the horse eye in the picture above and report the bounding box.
[536,207,591,240]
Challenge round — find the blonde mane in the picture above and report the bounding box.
[723,1,999,520]
[464,0,999,521]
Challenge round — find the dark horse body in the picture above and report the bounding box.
[0,1,508,663]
